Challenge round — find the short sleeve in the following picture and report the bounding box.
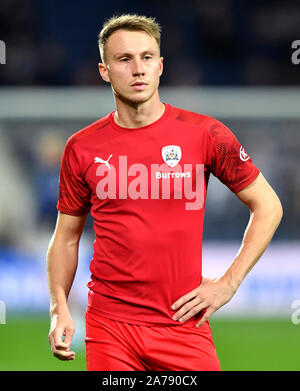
[208,120,260,193]
[56,140,91,216]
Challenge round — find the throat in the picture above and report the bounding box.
[114,101,165,129]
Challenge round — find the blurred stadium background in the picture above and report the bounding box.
[0,0,300,371]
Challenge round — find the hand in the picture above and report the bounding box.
[171,276,237,328]
[48,311,76,361]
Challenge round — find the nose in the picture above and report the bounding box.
[132,58,145,77]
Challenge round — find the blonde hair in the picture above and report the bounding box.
[98,14,161,63]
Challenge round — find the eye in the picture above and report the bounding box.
[120,57,129,62]
[144,55,152,60]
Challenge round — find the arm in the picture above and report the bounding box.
[171,173,283,327]
[223,172,283,289]
[47,211,88,360]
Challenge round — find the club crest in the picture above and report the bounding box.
[161,145,182,167]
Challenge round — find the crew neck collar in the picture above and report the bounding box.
[109,103,170,132]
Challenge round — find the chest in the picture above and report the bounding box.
[82,124,209,210]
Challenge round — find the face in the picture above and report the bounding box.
[99,29,163,106]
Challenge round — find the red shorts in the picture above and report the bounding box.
[85,310,221,371]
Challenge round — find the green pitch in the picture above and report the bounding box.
[0,315,299,371]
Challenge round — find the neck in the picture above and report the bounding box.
[113,91,165,128]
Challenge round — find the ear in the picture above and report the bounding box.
[159,57,164,77]
[98,62,110,83]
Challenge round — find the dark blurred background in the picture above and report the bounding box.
[1,0,300,86]
[0,0,300,371]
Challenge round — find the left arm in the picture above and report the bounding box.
[171,173,283,327]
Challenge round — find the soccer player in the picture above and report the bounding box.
[47,14,283,371]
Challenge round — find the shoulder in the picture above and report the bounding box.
[65,113,111,150]
[168,104,225,135]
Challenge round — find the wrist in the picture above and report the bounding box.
[49,300,69,318]
[221,271,242,293]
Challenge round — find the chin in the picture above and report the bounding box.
[118,91,154,106]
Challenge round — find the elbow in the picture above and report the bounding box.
[252,193,283,227]
[276,198,283,226]
[47,232,80,256]
[263,195,283,227]
[271,191,283,224]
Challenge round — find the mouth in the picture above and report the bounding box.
[131,82,147,90]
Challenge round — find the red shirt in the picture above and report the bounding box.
[57,103,259,326]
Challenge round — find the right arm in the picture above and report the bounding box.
[47,211,88,361]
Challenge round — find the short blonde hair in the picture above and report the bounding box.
[98,14,161,63]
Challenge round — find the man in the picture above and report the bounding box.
[47,14,283,371]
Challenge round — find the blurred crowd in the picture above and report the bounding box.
[0,0,300,87]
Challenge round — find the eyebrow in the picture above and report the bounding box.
[113,49,156,59]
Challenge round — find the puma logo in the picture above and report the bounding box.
[94,154,113,169]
